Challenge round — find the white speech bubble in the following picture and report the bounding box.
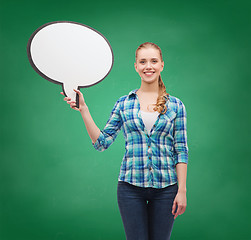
[27,21,114,107]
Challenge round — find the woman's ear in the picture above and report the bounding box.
[134,62,138,72]
[161,61,164,72]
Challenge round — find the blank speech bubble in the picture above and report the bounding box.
[27,21,114,108]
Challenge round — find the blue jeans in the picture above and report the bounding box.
[117,181,178,240]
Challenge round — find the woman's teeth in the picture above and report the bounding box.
[144,72,154,75]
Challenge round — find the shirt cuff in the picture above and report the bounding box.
[174,152,188,165]
[92,131,105,151]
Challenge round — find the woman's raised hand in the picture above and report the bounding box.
[60,89,87,112]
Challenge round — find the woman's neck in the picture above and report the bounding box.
[137,80,159,94]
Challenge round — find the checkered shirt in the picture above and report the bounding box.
[92,89,189,188]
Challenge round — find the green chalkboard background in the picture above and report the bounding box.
[1,0,250,239]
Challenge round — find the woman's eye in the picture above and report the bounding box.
[139,60,157,64]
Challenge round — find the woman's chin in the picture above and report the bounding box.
[141,77,158,84]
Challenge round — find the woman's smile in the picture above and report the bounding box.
[144,71,155,76]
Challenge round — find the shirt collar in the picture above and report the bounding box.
[128,89,139,98]
[128,88,169,101]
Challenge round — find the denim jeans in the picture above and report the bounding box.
[117,181,178,240]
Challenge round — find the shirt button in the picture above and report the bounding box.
[148,156,151,159]
[148,145,150,148]
[154,125,156,127]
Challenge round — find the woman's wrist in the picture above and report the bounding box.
[178,187,187,193]
[80,104,88,113]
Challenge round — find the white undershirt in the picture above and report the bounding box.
[140,110,159,135]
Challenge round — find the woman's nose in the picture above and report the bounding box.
[146,61,152,68]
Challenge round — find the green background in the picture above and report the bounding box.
[1,0,250,239]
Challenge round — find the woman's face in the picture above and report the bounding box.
[134,47,164,84]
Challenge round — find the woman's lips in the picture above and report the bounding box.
[144,72,155,76]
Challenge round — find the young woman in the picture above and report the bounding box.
[61,42,189,240]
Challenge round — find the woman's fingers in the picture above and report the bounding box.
[61,90,82,111]
[73,89,82,95]
[172,201,177,215]
[61,90,83,100]
[173,202,186,220]
[172,199,180,219]
[70,102,79,111]
[71,106,80,111]
[67,101,76,106]
[70,103,77,109]
[60,92,71,101]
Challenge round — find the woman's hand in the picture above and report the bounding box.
[60,89,87,112]
[172,190,187,220]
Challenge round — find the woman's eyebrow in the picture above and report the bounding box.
[139,58,159,60]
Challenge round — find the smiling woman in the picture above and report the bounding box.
[62,42,189,240]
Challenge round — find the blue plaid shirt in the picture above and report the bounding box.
[92,89,189,188]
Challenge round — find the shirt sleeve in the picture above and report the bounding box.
[92,99,122,152]
[173,100,189,165]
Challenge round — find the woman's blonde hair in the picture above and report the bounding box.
[135,42,169,114]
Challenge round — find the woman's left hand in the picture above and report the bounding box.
[172,190,187,220]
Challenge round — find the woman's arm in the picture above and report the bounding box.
[61,89,101,144]
[172,162,187,220]
[61,89,122,151]
[176,162,187,192]
[172,99,189,219]
[173,100,189,165]
[80,105,101,144]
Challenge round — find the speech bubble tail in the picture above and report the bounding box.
[63,83,80,108]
